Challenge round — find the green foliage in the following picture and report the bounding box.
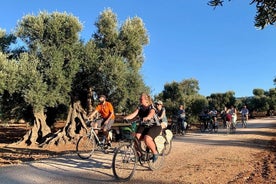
[5,11,83,114]
[208,91,236,111]
[207,0,276,29]
[156,78,202,118]
[253,88,265,96]
[75,9,150,113]
[0,29,16,53]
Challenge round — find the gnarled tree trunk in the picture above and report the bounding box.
[17,110,51,146]
[40,100,88,147]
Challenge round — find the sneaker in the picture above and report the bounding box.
[152,154,158,163]
[105,141,112,148]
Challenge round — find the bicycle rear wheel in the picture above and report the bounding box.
[112,143,137,181]
[76,134,96,159]
[164,129,173,155]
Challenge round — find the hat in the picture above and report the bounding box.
[156,100,163,105]
[99,95,106,99]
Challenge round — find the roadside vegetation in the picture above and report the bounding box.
[0,4,275,148]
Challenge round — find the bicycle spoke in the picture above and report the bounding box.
[112,144,137,181]
[148,150,165,170]
[76,135,95,159]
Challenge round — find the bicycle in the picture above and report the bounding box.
[119,119,173,156]
[199,115,218,133]
[76,118,114,159]
[112,120,166,181]
[226,120,236,134]
[241,114,247,128]
[170,117,188,136]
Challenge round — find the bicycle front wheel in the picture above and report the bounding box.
[112,143,137,181]
[76,134,96,159]
[200,122,206,132]
[148,149,165,171]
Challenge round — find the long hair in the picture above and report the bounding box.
[140,92,153,106]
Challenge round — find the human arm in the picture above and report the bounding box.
[159,108,166,120]
[88,109,98,120]
[124,108,139,120]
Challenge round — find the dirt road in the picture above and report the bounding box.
[0,117,275,184]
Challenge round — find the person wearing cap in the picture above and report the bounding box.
[88,95,115,146]
[155,100,168,129]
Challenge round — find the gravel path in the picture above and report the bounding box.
[0,117,275,184]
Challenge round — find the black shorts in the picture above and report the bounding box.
[136,125,162,139]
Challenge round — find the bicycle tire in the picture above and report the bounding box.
[148,147,165,171]
[200,122,206,132]
[170,123,178,135]
[242,118,247,128]
[226,121,231,134]
[164,139,172,155]
[164,129,173,155]
[213,124,218,133]
[76,135,95,159]
[112,143,137,181]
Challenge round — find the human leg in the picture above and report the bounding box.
[102,119,114,144]
[145,126,162,162]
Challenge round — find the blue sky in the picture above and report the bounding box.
[1,1,275,97]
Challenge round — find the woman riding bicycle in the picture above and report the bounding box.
[124,92,162,162]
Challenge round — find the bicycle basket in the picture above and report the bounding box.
[154,135,166,154]
[165,129,173,142]
[120,127,133,140]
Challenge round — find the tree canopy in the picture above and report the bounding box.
[207,0,276,29]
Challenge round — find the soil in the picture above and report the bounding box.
[0,117,275,184]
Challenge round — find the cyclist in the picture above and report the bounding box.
[230,105,237,128]
[177,105,187,134]
[240,105,249,127]
[124,92,162,162]
[88,95,115,147]
[155,100,168,129]
[209,107,218,128]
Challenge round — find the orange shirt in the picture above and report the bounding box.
[96,101,115,120]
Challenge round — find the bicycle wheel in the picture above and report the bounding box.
[164,129,173,155]
[76,134,96,159]
[112,143,137,181]
[148,148,165,171]
[242,118,247,128]
[213,124,218,133]
[164,139,172,156]
[170,123,177,135]
[226,121,231,134]
[200,122,206,132]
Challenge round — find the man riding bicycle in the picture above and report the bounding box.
[88,95,115,147]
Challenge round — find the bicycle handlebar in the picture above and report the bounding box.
[123,119,158,127]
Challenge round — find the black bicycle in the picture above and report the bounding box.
[112,120,166,181]
[199,115,218,133]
